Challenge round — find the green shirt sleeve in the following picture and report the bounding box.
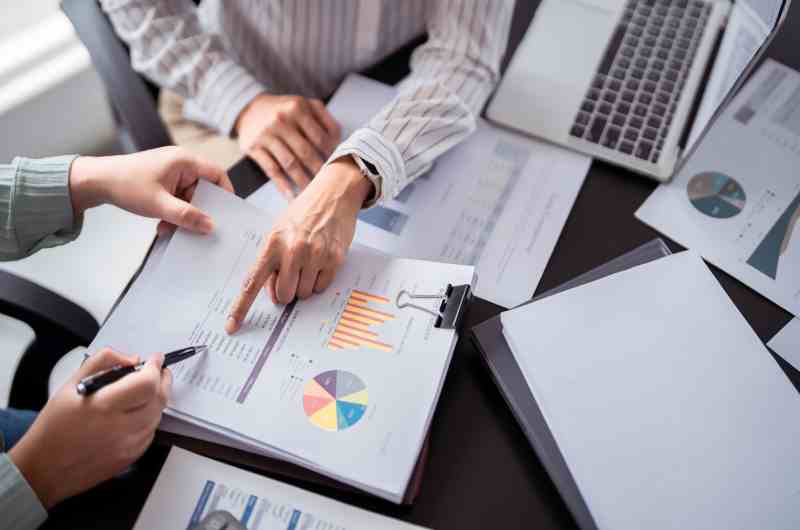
[0,454,47,530]
[0,155,83,261]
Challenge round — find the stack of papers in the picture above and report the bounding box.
[501,251,800,529]
[248,74,591,308]
[687,1,780,148]
[135,448,429,530]
[88,181,475,503]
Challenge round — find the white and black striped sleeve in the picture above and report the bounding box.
[100,0,266,135]
[331,0,515,202]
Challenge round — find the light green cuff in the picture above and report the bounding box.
[3,155,83,260]
[0,454,47,530]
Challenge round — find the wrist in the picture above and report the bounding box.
[234,93,266,137]
[69,156,111,214]
[9,438,59,510]
[328,158,374,207]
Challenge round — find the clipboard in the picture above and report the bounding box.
[107,159,473,505]
[470,239,672,529]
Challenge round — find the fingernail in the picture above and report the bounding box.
[225,316,239,335]
[198,216,214,234]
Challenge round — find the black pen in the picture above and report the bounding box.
[76,345,208,396]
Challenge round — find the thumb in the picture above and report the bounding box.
[155,191,214,234]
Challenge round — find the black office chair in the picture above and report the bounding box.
[61,0,269,197]
[60,0,171,153]
[0,270,99,410]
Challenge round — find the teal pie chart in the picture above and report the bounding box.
[687,172,746,219]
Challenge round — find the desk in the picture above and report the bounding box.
[42,2,800,528]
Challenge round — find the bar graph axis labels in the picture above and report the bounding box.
[328,289,395,353]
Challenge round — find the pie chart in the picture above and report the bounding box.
[303,370,368,432]
[687,172,746,219]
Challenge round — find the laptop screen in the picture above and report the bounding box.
[683,0,790,159]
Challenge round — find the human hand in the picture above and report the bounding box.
[8,349,171,509]
[235,93,342,199]
[225,158,372,334]
[69,146,234,235]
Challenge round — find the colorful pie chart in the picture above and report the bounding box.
[687,172,746,219]
[303,370,368,432]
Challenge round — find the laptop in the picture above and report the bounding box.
[487,0,791,181]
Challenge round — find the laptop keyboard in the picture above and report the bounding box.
[569,0,712,164]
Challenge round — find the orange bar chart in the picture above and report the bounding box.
[329,290,395,353]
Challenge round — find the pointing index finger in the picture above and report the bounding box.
[226,238,281,334]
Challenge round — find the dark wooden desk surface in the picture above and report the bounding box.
[43,2,800,528]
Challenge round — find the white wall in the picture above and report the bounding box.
[0,8,117,160]
[0,5,154,323]
[0,1,61,39]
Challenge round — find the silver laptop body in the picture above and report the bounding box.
[487,0,791,181]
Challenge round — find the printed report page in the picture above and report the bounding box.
[687,2,769,149]
[637,59,800,316]
[89,181,473,500]
[134,448,429,530]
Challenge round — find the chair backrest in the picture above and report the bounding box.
[60,0,172,152]
[0,314,35,408]
[0,269,100,410]
[59,0,272,196]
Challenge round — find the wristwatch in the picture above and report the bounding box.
[350,154,382,207]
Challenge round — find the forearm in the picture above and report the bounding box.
[100,0,265,134]
[333,0,515,202]
[0,156,82,261]
[399,0,515,124]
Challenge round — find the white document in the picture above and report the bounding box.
[89,180,474,503]
[248,74,590,308]
[769,318,800,370]
[501,251,800,530]
[741,0,784,30]
[637,59,800,316]
[134,448,428,530]
[687,4,768,150]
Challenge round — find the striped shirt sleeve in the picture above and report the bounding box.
[0,156,83,261]
[100,0,266,136]
[0,455,47,530]
[331,0,515,202]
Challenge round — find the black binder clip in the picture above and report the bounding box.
[395,284,472,330]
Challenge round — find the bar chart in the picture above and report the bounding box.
[328,289,395,353]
